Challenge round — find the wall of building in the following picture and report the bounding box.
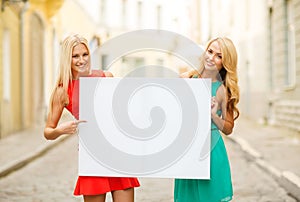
[0,0,106,138]
[0,3,22,138]
[197,0,271,122]
[2,0,299,138]
[269,0,300,131]
[196,0,300,132]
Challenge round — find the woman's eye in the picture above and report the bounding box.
[217,55,222,59]
[207,49,213,54]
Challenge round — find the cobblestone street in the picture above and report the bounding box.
[0,134,297,202]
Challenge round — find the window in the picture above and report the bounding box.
[156,5,161,29]
[2,29,11,101]
[268,6,274,90]
[284,0,296,88]
[100,0,106,24]
[137,1,142,28]
[121,0,127,28]
[101,54,108,69]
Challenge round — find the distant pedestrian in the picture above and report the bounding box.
[175,37,240,201]
[44,33,140,202]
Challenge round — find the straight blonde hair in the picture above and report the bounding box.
[48,34,90,112]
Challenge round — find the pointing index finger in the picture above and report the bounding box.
[74,120,87,125]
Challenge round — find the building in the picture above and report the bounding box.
[0,0,64,138]
[268,0,300,131]
[91,0,195,78]
[0,0,194,138]
[0,0,100,138]
[196,0,300,132]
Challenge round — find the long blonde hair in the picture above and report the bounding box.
[198,37,240,120]
[49,34,90,110]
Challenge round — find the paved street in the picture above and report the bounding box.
[225,137,297,202]
[0,134,297,202]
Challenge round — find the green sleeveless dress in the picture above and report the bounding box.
[174,81,233,202]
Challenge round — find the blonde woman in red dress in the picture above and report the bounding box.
[44,34,140,202]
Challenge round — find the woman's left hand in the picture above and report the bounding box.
[211,96,218,116]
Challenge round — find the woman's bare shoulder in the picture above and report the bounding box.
[91,70,113,77]
[179,69,199,78]
[52,86,68,106]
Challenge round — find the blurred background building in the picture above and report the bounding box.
[0,0,299,138]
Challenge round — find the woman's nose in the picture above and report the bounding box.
[78,56,84,63]
[208,53,214,60]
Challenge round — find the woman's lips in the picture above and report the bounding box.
[77,64,88,71]
[205,61,214,67]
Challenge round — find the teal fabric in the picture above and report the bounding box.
[174,81,233,202]
[211,82,222,130]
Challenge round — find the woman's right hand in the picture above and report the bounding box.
[57,120,87,135]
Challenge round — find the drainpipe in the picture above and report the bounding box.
[20,1,29,129]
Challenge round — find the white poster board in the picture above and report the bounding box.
[78,77,211,179]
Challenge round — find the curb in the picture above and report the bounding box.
[229,136,300,201]
[0,136,69,178]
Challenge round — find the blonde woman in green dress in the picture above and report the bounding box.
[175,37,240,202]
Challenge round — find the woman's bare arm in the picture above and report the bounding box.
[211,85,234,135]
[44,88,79,140]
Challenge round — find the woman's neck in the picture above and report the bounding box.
[72,70,92,80]
[201,70,218,82]
[72,69,79,80]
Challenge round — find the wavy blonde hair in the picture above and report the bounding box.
[198,37,240,120]
[49,34,90,111]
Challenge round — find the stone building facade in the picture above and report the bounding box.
[268,0,300,131]
[197,0,300,132]
[0,0,98,138]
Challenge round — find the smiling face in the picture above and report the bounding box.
[71,43,90,79]
[204,40,223,72]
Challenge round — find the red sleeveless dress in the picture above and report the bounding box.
[66,70,140,196]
